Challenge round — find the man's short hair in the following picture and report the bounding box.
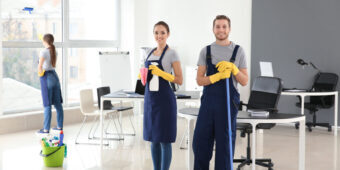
[213,15,231,28]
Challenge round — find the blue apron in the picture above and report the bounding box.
[143,45,177,143]
[193,45,240,170]
[40,70,63,107]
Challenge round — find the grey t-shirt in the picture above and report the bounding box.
[39,48,56,71]
[146,48,180,73]
[197,41,247,89]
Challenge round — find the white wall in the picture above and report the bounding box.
[120,0,136,84]
[133,0,252,101]
[0,0,3,115]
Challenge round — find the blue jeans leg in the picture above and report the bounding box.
[54,103,64,129]
[160,143,172,170]
[151,142,161,170]
[43,105,52,130]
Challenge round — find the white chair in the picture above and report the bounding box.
[75,89,120,145]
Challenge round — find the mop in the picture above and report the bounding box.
[226,77,234,170]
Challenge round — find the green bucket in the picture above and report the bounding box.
[40,144,65,167]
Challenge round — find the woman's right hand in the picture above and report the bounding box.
[38,69,45,77]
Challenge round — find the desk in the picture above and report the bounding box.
[282,91,338,136]
[178,108,306,170]
[99,90,200,150]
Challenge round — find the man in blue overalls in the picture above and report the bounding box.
[193,15,249,170]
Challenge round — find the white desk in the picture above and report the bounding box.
[99,91,200,151]
[282,91,338,136]
[178,108,306,170]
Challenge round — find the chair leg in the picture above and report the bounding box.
[116,111,136,136]
[90,116,101,139]
[112,114,123,139]
[105,115,113,134]
[179,126,188,149]
[313,111,317,126]
[306,110,332,132]
[102,112,124,139]
[75,116,88,144]
[88,116,99,139]
[234,131,273,170]
[90,113,124,141]
[255,159,273,167]
[75,116,109,145]
[105,113,124,140]
[128,115,136,135]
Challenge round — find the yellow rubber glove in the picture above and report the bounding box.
[149,65,175,82]
[209,69,232,84]
[138,73,141,79]
[38,69,45,77]
[38,34,43,41]
[216,61,240,76]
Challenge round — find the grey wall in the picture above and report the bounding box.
[251,0,340,125]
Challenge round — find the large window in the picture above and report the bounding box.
[2,0,62,42]
[1,0,120,114]
[69,0,119,40]
[67,48,106,104]
[2,48,62,113]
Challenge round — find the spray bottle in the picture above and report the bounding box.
[149,62,159,91]
[58,130,64,147]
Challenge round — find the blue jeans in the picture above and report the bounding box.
[43,71,64,131]
[151,142,172,170]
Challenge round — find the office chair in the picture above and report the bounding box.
[96,86,135,138]
[234,76,282,170]
[296,72,338,132]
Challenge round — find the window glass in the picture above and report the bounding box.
[69,0,119,40]
[67,48,115,104]
[1,0,62,42]
[2,48,62,114]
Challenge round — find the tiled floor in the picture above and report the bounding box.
[0,115,339,170]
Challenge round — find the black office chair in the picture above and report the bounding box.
[296,72,338,132]
[96,86,135,137]
[234,76,282,170]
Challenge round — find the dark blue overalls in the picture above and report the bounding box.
[193,45,240,170]
[143,45,177,143]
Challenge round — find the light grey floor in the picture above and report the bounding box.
[0,115,339,170]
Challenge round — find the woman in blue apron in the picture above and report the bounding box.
[143,21,183,170]
[37,34,64,134]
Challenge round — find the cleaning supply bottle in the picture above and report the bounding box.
[41,140,45,147]
[149,62,159,91]
[58,130,64,147]
[42,138,50,147]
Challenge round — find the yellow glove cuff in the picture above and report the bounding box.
[209,73,221,84]
[38,70,45,77]
[232,65,240,76]
[160,71,175,82]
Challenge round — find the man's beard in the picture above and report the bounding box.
[215,34,229,41]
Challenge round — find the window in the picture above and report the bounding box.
[1,0,62,42]
[67,48,115,104]
[2,48,62,114]
[69,66,78,79]
[1,0,120,115]
[69,0,119,40]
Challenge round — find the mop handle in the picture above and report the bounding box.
[226,78,234,170]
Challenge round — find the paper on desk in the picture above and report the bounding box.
[259,61,273,77]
